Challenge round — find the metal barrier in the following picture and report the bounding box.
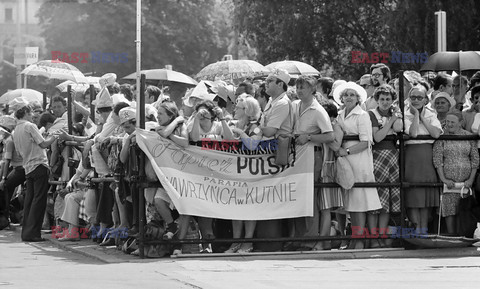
[45,71,479,258]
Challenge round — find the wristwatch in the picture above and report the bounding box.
[346,148,351,155]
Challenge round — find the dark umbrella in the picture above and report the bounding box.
[420,51,480,72]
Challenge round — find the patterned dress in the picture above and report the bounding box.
[432,130,479,217]
[368,108,400,213]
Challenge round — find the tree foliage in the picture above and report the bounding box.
[37,0,231,78]
[233,0,480,80]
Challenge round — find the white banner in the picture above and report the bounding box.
[136,129,315,220]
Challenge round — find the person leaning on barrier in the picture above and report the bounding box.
[224,96,263,254]
[260,68,294,139]
[367,84,402,248]
[334,81,381,250]
[433,111,479,235]
[404,83,442,232]
[154,100,189,255]
[292,75,335,251]
[10,98,67,242]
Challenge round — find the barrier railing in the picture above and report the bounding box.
[48,71,479,259]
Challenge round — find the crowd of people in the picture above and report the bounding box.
[0,63,479,256]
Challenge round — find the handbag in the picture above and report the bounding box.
[335,156,355,190]
[442,182,465,194]
[274,100,295,166]
[275,135,293,166]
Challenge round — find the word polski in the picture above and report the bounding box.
[351,51,428,64]
[51,51,128,64]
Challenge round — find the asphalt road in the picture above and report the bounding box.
[1,226,480,289]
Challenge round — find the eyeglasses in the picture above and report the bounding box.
[371,73,382,78]
[410,95,425,101]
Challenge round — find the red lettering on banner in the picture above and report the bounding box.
[370,52,379,63]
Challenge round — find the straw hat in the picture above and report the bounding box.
[333,81,368,105]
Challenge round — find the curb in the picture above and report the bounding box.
[45,232,480,263]
[46,236,132,264]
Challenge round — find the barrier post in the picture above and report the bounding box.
[89,85,95,122]
[138,73,146,258]
[43,91,47,110]
[67,85,74,179]
[398,71,406,242]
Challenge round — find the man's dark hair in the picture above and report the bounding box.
[146,85,162,102]
[39,112,57,128]
[318,77,334,95]
[370,63,391,83]
[14,105,31,119]
[107,83,120,94]
[113,102,131,115]
[433,73,451,90]
[97,107,113,113]
[120,84,133,101]
[52,95,67,106]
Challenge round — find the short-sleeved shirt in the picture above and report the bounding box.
[13,119,49,175]
[404,107,443,145]
[337,104,373,147]
[3,135,23,167]
[261,92,293,137]
[368,108,396,150]
[292,98,333,135]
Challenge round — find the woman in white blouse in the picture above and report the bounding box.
[404,84,442,232]
[334,82,381,249]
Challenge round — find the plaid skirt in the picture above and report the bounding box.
[373,149,401,213]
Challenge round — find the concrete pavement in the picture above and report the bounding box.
[1,224,480,289]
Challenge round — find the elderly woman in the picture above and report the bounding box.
[432,92,456,128]
[368,84,403,247]
[223,97,263,253]
[404,83,442,232]
[433,112,479,234]
[334,82,381,249]
[292,75,335,250]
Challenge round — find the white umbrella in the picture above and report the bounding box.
[0,88,43,105]
[21,60,88,83]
